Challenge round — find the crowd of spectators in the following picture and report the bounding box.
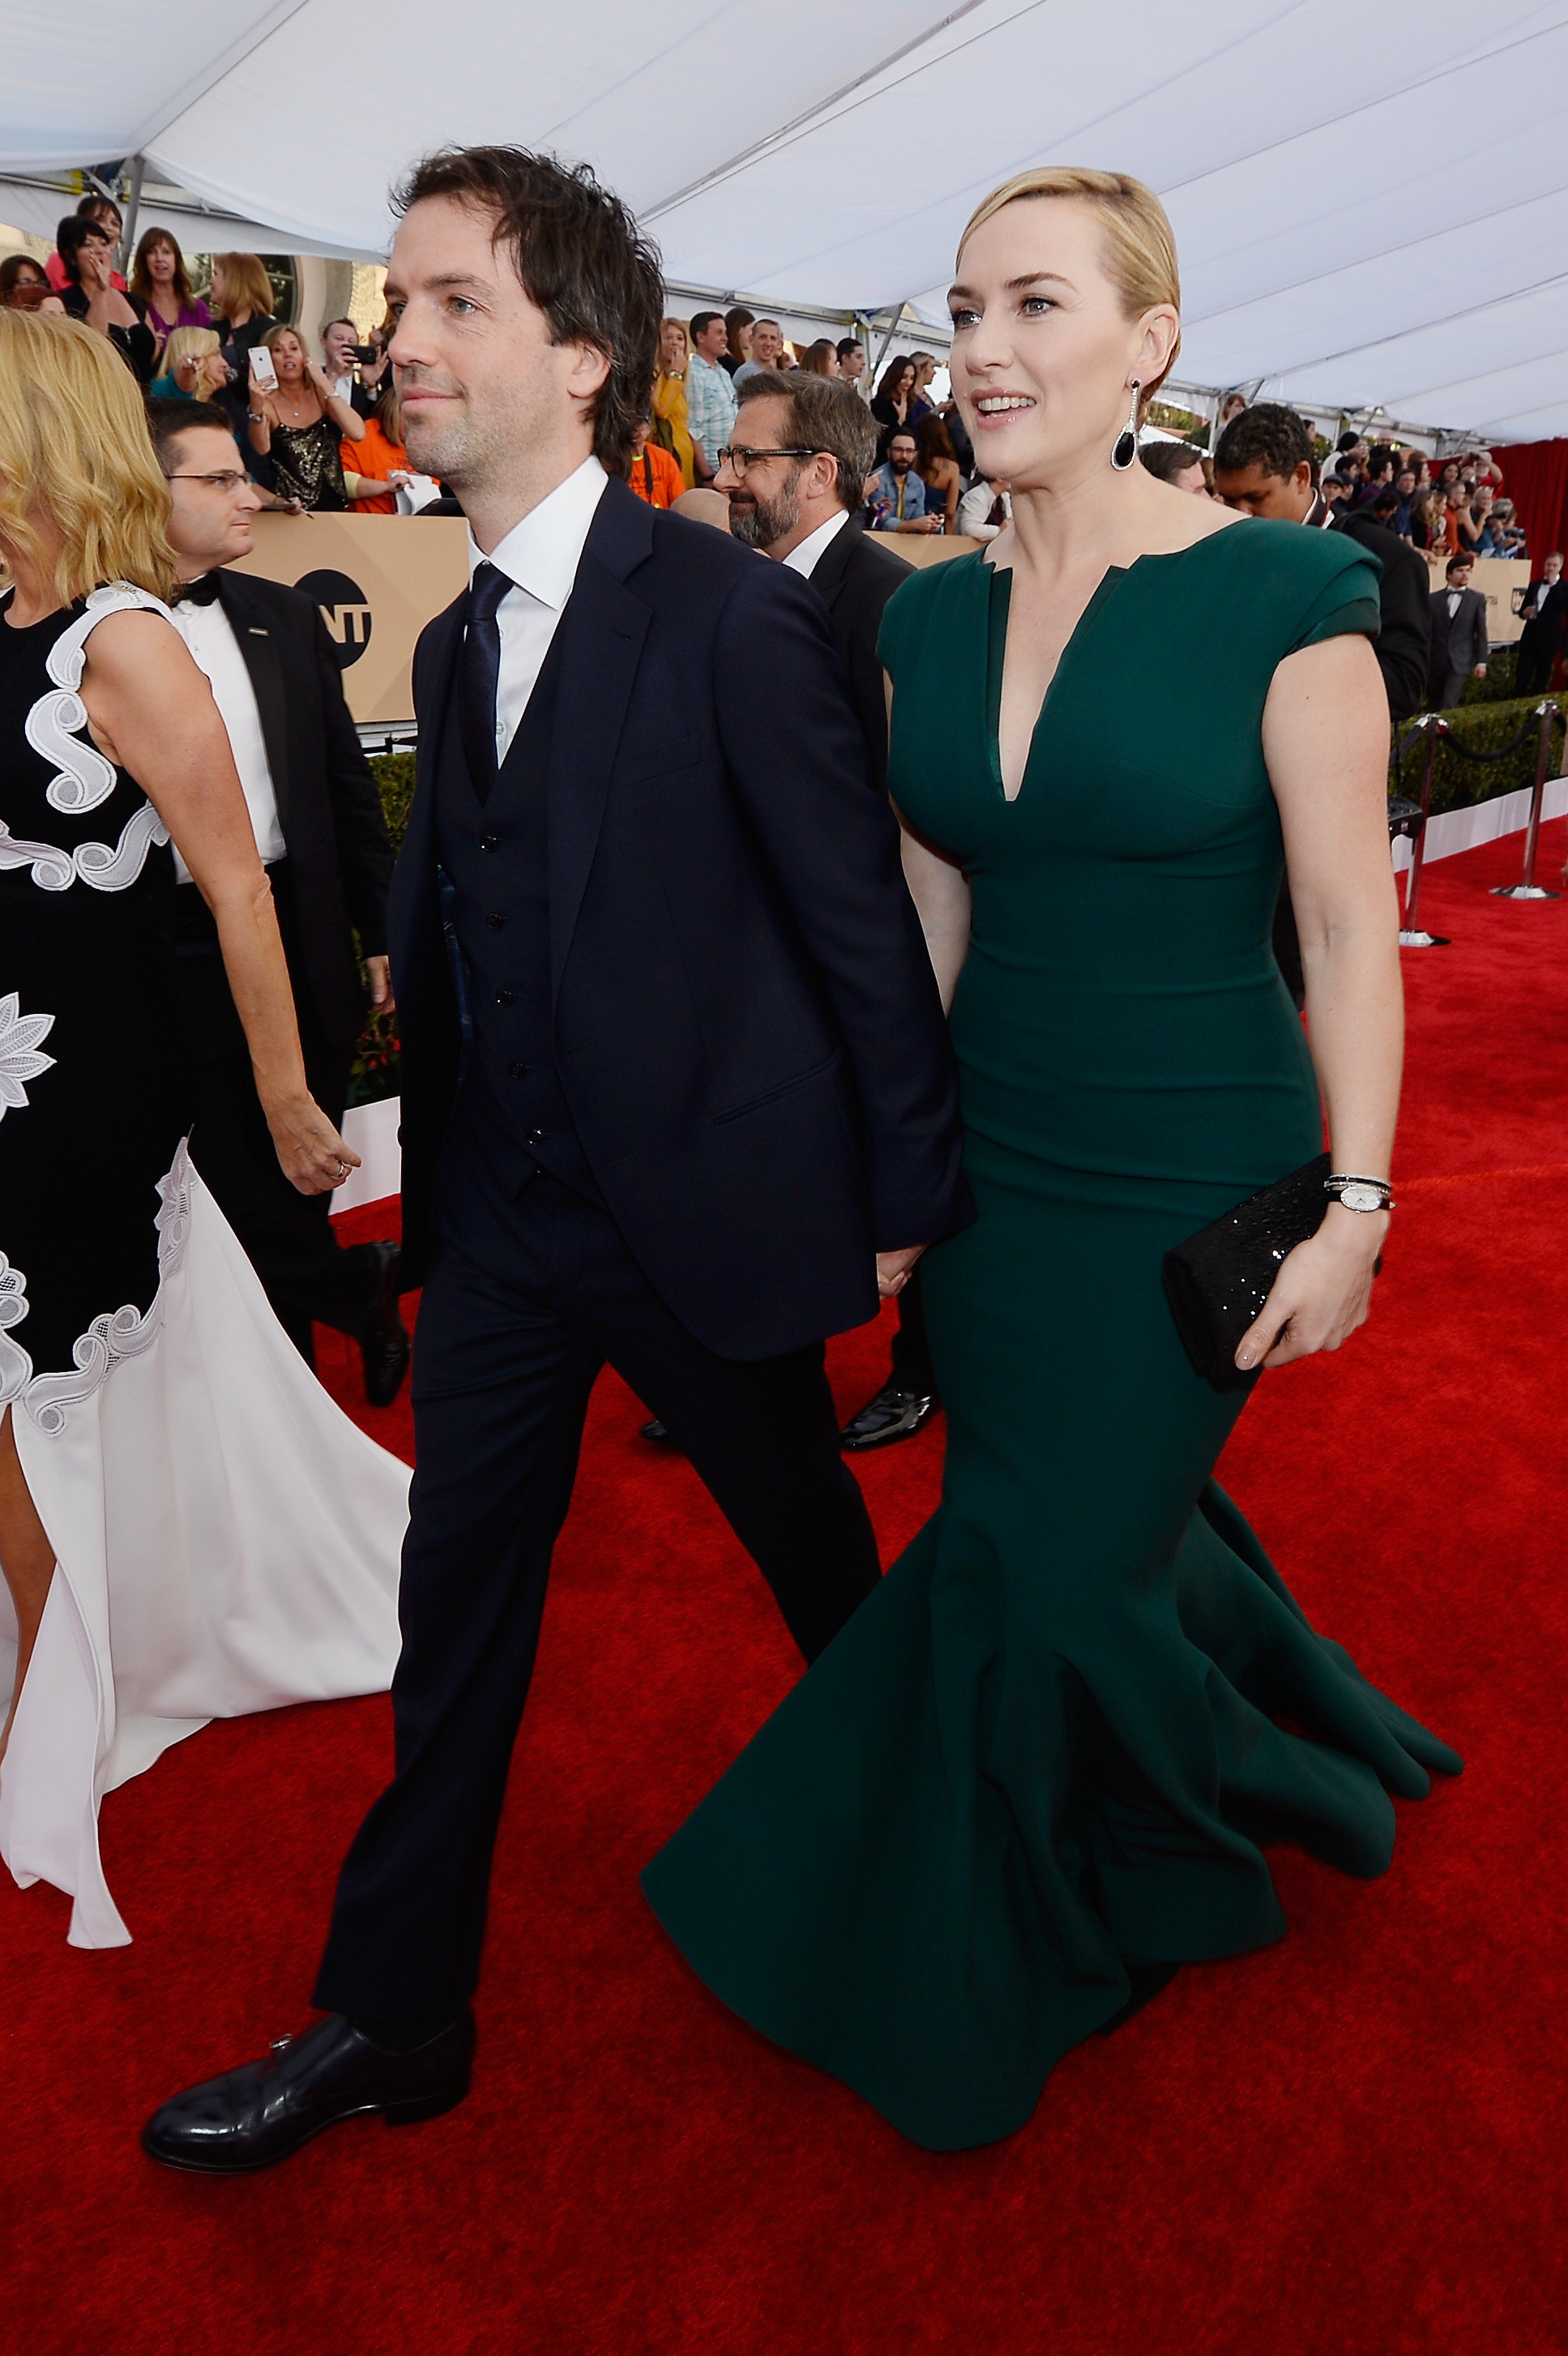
[3,212,1550,597]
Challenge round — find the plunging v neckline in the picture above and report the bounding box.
[983,561,1126,805]
[981,533,1240,804]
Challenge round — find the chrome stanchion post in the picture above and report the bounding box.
[1399,715,1449,947]
[1492,701,1562,900]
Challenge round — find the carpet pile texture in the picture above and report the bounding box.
[4,829,1564,2353]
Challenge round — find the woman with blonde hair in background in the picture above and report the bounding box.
[207,253,275,360]
[647,165,1459,2149]
[147,324,230,402]
[652,316,699,489]
[0,314,406,1948]
[247,321,365,510]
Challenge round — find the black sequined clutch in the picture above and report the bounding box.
[1162,1152,1332,1392]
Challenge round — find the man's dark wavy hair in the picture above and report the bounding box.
[395,145,663,475]
[1214,400,1314,482]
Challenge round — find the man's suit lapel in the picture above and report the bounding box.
[214,572,293,834]
[546,483,653,1001]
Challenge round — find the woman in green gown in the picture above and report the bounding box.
[643,168,1460,2152]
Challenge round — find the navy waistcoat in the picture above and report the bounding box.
[434,627,602,1204]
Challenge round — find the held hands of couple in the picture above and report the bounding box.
[1234,1199,1388,1373]
[877,1244,927,1299]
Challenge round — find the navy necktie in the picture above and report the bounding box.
[460,561,510,799]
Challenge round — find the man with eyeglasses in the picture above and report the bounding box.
[144,400,408,1406]
[711,373,944,1453]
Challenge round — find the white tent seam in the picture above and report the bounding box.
[641,0,1006,221]
[127,2,317,155]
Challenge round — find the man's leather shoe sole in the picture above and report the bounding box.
[141,2010,474,2174]
[840,1383,939,1451]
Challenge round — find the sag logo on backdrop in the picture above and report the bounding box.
[297,569,374,667]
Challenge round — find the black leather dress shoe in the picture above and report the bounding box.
[141,2011,474,2174]
[349,1240,410,1409]
[840,1382,939,1451]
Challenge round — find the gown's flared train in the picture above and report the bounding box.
[644,524,1461,2150]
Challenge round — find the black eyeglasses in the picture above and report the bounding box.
[165,471,250,490]
[715,445,817,478]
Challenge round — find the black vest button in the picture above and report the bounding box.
[480,834,499,852]
[508,1060,528,1080]
[527,1127,545,1146]
[486,911,504,929]
[495,988,515,1007]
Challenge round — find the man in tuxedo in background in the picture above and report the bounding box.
[1331,482,1432,723]
[146,400,408,1404]
[144,144,969,2173]
[715,368,939,1451]
[1215,402,1429,1005]
[1429,553,1489,709]
[1515,551,1564,695]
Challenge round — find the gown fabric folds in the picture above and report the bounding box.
[643,523,1461,2150]
[0,584,407,1948]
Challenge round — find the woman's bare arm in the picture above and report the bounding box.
[888,675,972,1010]
[899,823,972,1012]
[80,611,356,1195]
[1238,629,1399,1370]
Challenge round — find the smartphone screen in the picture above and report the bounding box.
[249,346,278,394]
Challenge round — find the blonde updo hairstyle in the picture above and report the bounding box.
[0,311,177,605]
[958,167,1181,418]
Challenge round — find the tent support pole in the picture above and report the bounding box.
[120,156,146,263]
[869,311,901,383]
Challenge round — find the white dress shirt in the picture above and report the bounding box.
[167,588,288,884]
[783,507,851,579]
[469,457,609,765]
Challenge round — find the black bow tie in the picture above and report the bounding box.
[173,573,222,606]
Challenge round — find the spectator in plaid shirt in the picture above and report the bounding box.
[686,310,738,479]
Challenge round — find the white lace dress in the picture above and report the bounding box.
[0,582,408,1947]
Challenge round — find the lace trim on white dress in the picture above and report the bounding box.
[3,583,174,892]
[0,1140,194,1433]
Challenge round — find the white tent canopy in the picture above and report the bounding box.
[6,0,1568,439]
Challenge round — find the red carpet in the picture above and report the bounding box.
[7,827,1566,2355]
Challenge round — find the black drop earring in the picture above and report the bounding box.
[1111,381,1140,470]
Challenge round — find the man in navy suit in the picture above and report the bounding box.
[144,146,970,2173]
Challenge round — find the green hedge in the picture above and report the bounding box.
[1394,690,1568,816]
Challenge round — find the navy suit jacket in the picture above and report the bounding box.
[389,475,971,1360]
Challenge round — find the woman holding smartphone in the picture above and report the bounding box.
[246,323,365,511]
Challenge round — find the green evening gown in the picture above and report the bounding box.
[642,520,1461,2152]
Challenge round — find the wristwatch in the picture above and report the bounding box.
[1326,1174,1394,1213]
